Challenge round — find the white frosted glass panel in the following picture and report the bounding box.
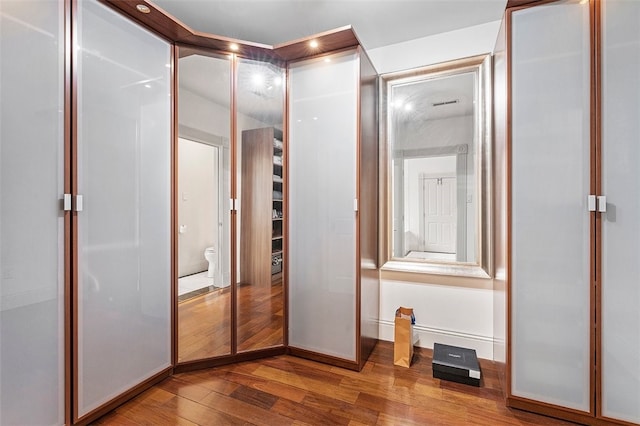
[0,1,65,424]
[289,50,358,361]
[77,0,171,417]
[511,1,591,411]
[601,1,640,422]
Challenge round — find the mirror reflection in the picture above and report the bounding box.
[177,50,285,361]
[388,58,488,269]
[177,51,232,362]
[236,58,285,352]
[392,71,476,262]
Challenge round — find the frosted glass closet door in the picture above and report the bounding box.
[0,1,65,424]
[289,51,358,360]
[511,1,591,411]
[601,0,640,422]
[76,0,171,418]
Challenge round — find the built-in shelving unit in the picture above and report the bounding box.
[272,134,284,276]
[240,127,284,285]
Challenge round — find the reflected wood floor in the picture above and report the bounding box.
[178,281,284,362]
[95,341,577,425]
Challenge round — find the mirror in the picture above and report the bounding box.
[381,55,492,277]
[177,49,232,362]
[236,57,285,352]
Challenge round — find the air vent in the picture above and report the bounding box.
[432,99,459,107]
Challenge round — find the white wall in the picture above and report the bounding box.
[368,20,501,74]
[178,138,218,278]
[372,21,501,360]
[380,279,494,359]
[396,115,473,150]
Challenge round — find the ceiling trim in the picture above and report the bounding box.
[506,0,546,8]
[273,26,359,62]
[99,0,361,63]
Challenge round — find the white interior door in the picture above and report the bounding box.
[421,176,456,253]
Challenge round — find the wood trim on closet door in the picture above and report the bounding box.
[171,44,179,368]
[64,0,73,424]
[230,52,238,357]
[70,0,79,421]
[589,0,599,419]
[282,62,290,350]
[593,0,604,420]
[355,50,362,369]
[504,5,513,408]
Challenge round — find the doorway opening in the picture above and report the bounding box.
[177,137,228,301]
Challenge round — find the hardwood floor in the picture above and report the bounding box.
[95,341,577,425]
[178,281,284,362]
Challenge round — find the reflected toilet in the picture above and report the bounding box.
[204,246,217,279]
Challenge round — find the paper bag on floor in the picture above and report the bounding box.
[393,307,415,367]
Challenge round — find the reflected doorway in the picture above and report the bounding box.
[177,137,227,300]
[421,176,456,254]
[415,155,457,260]
[395,150,468,262]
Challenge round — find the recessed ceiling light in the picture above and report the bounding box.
[252,73,264,86]
[324,58,331,63]
[309,40,319,49]
[136,4,151,13]
[229,43,239,52]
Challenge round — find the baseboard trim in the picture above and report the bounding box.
[378,319,494,360]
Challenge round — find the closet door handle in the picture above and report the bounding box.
[588,195,596,212]
[74,195,84,212]
[63,194,72,211]
[597,195,607,213]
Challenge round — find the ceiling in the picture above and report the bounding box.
[392,71,475,122]
[170,0,501,126]
[152,0,507,50]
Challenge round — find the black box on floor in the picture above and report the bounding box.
[432,343,481,386]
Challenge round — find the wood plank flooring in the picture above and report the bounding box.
[94,341,578,425]
[178,281,284,362]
